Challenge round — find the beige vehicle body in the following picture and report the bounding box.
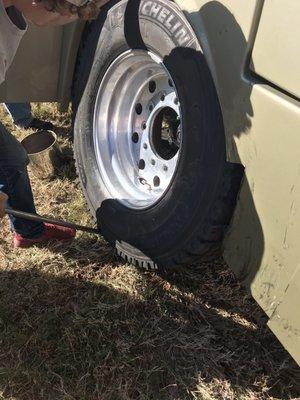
[1,0,299,364]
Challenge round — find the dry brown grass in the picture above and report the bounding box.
[0,103,299,400]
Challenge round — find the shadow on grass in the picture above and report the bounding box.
[51,235,117,268]
[51,126,71,139]
[39,120,77,182]
[0,258,298,400]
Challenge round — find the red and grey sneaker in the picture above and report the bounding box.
[13,223,76,248]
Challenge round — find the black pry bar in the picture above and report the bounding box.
[5,208,100,235]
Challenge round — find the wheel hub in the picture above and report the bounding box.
[93,50,182,209]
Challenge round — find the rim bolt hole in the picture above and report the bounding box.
[160,93,166,102]
[149,104,154,112]
[168,79,174,87]
[153,176,160,187]
[151,159,156,166]
[149,80,156,93]
[142,122,147,130]
[163,165,168,172]
[132,132,139,143]
[139,159,146,170]
[174,97,179,105]
[143,143,148,149]
[135,103,143,115]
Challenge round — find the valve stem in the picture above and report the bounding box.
[139,178,152,191]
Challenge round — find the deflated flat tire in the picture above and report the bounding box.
[73,0,244,269]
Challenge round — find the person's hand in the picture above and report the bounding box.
[0,192,8,219]
[13,0,78,27]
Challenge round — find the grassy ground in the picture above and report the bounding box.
[0,103,299,400]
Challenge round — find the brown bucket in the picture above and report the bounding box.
[21,130,62,179]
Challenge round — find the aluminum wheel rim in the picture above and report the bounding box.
[93,50,182,209]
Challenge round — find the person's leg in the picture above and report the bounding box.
[4,103,53,130]
[0,166,46,238]
[0,122,75,247]
[0,122,44,238]
[4,103,33,128]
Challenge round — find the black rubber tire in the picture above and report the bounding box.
[73,0,244,270]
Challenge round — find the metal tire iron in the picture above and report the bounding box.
[5,208,100,235]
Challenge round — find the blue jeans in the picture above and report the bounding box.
[4,103,33,128]
[0,122,44,238]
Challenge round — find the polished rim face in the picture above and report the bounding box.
[93,50,182,209]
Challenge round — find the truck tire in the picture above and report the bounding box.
[73,0,243,269]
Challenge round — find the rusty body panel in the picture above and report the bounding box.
[0,0,299,364]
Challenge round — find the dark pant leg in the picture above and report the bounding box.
[0,122,44,238]
[4,103,33,127]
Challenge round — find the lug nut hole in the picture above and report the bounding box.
[132,132,139,143]
[149,80,156,93]
[138,159,146,170]
[135,103,143,115]
[153,176,160,187]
